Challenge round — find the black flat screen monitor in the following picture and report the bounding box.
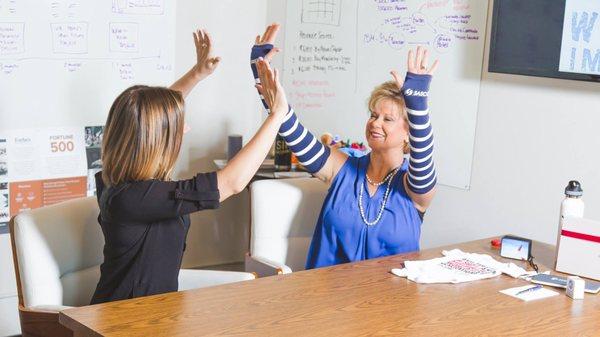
[489,0,600,83]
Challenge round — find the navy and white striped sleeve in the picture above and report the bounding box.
[402,72,437,194]
[277,108,330,173]
[250,44,330,173]
[250,44,273,112]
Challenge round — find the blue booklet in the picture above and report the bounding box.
[531,274,600,294]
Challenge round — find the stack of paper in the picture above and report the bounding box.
[499,285,559,301]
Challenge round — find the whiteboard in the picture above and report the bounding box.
[0,0,175,130]
[283,0,489,189]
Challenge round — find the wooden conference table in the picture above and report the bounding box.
[59,238,600,336]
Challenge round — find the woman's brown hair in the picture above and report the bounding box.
[101,85,185,186]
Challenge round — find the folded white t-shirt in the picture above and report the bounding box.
[391,249,528,284]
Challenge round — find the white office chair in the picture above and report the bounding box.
[245,178,328,276]
[10,196,255,337]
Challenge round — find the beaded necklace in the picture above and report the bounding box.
[358,168,399,226]
[365,170,395,186]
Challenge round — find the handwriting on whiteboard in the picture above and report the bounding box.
[363,0,480,53]
[0,0,173,80]
[112,0,164,15]
[0,22,24,54]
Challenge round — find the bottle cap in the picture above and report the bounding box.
[565,180,583,197]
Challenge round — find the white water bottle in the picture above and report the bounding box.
[560,180,584,221]
[557,181,584,251]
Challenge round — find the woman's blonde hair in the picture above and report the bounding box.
[101,85,185,186]
[367,81,410,154]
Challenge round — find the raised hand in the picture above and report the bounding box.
[255,58,288,119]
[169,28,221,97]
[392,47,438,206]
[254,23,281,61]
[193,29,221,78]
[251,24,283,112]
[390,46,438,88]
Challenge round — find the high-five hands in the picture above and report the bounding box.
[255,58,288,120]
[193,29,221,78]
[255,23,281,61]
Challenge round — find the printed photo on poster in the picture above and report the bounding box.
[0,138,6,155]
[0,188,8,234]
[0,159,6,178]
[85,126,103,148]
[0,191,8,209]
[85,126,104,196]
[0,137,9,234]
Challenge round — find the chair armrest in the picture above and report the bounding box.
[245,253,293,277]
[28,304,74,313]
[21,304,74,337]
[178,269,256,291]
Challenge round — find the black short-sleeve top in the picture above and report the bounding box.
[90,171,220,305]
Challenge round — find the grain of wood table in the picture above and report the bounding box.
[59,238,600,336]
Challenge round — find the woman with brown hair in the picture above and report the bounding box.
[91,29,288,304]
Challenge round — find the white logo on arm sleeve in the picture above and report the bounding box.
[404,88,428,97]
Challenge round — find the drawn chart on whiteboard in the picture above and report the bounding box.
[301,0,342,26]
[0,0,175,130]
[284,0,489,189]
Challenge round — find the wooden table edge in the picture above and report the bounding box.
[60,307,103,337]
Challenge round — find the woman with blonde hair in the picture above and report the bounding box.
[91,29,288,304]
[251,25,438,269]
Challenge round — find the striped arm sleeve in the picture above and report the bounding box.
[250,44,273,112]
[278,108,330,173]
[250,44,330,173]
[402,72,436,194]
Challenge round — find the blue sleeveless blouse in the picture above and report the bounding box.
[305,154,422,269]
